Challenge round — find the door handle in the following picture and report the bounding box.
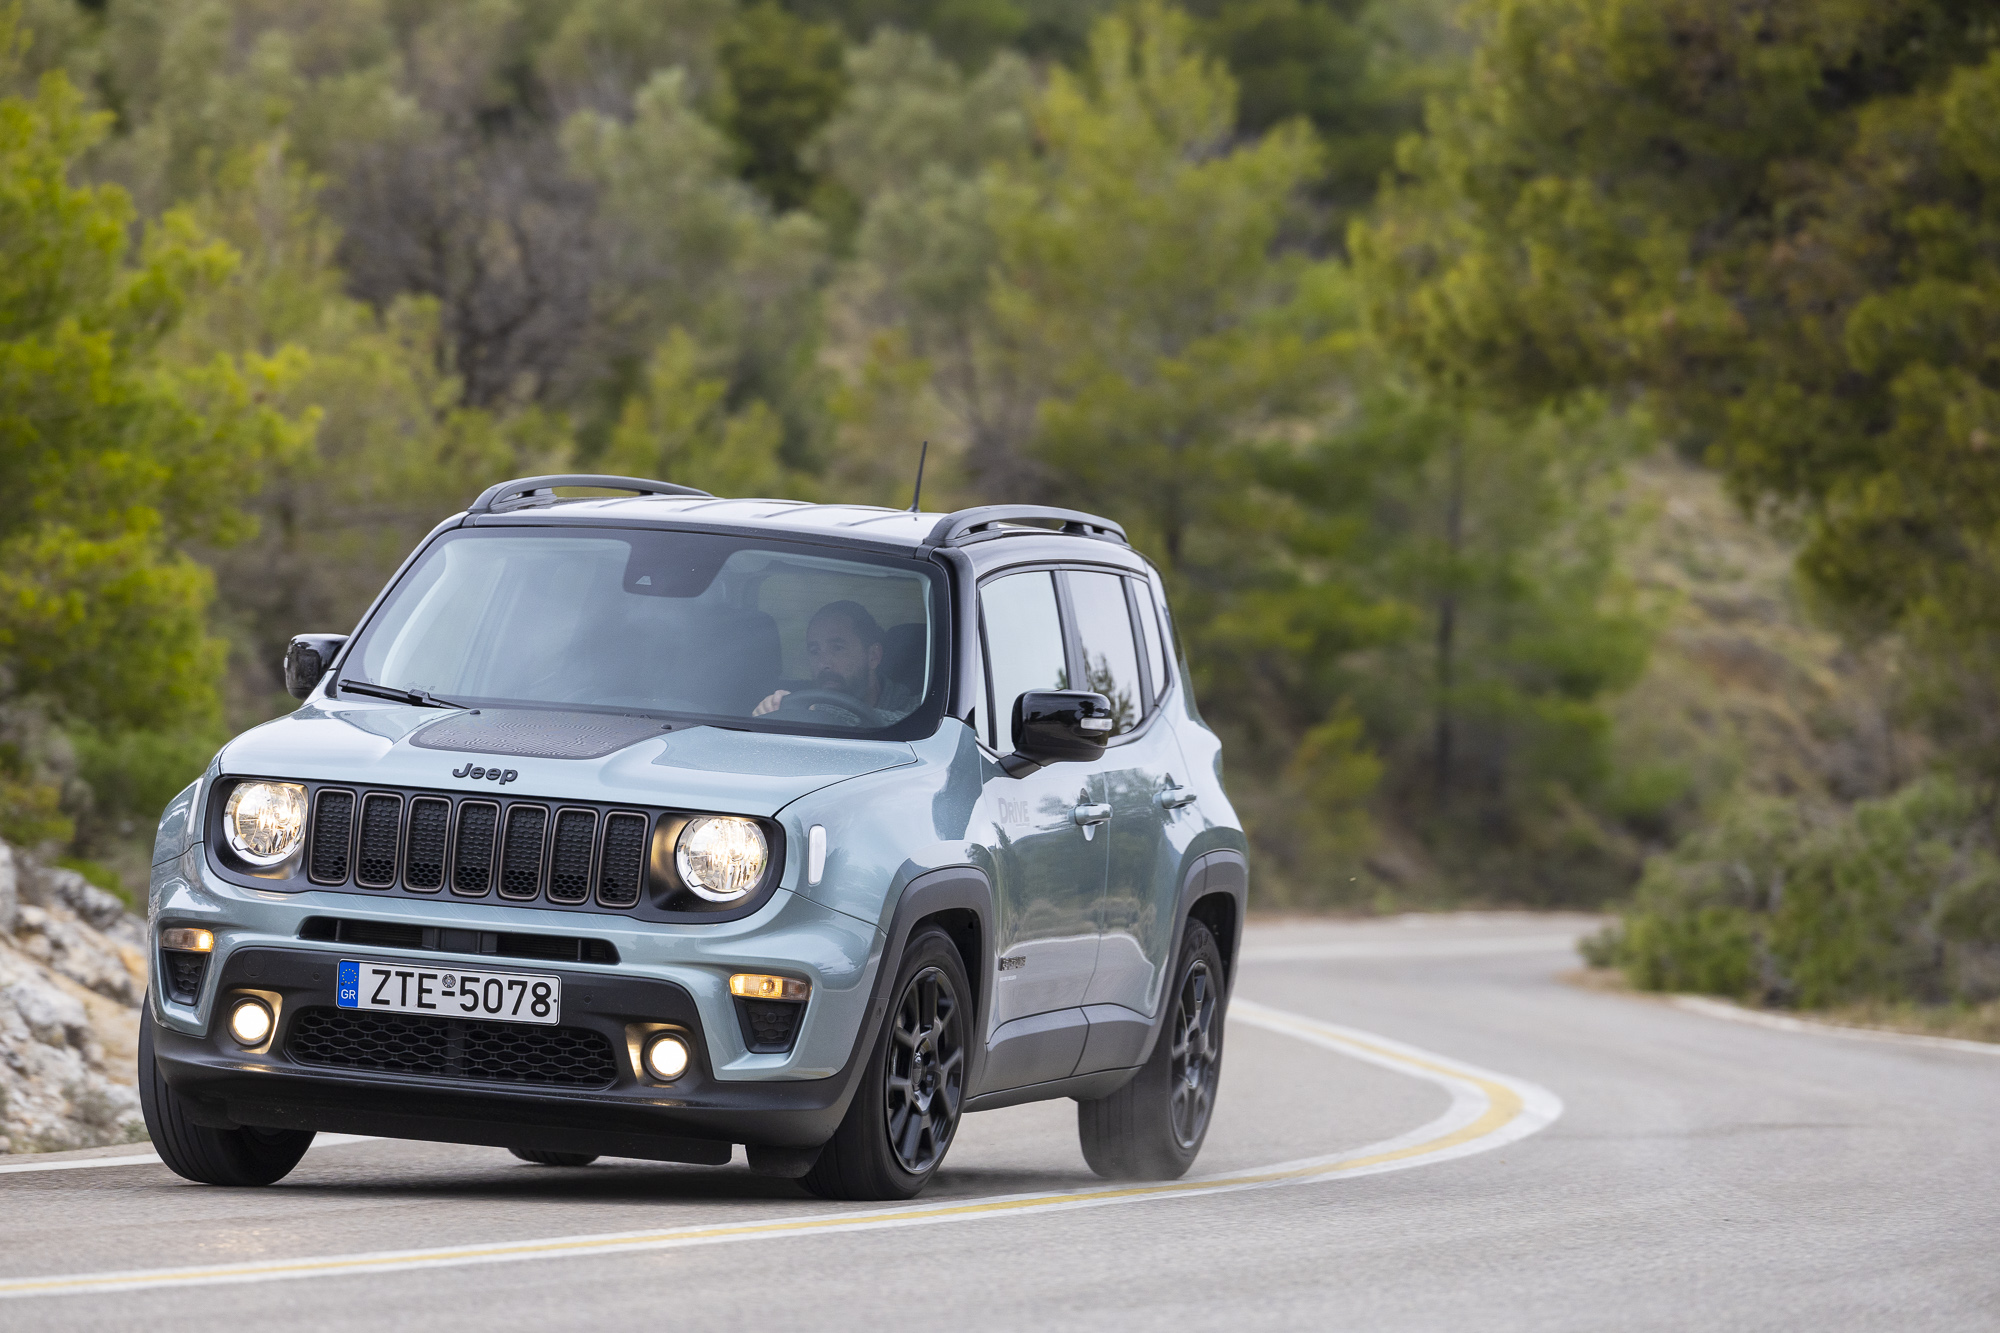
[1156,785,1197,810]
[1071,803,1113,826]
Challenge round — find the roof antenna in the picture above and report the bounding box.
[908,440,929,512]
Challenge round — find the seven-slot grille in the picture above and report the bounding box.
[306,787,652,909]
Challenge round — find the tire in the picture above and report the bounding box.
[802,927,970,1201]
[139,1002,315,1187]
[1077,919,1225,1180]
[509,1149,599,1167]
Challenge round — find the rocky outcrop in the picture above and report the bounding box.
[0,843,148,1153]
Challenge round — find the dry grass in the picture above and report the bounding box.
[1610,453,1922,817]
[1812,999,2000,1045]
[1563,966,2000,1045]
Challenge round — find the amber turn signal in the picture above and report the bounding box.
[729,973,810,1002]
[160,927,215,953]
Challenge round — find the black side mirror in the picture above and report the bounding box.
[1001,690,1113,777]
[284,634,349,700]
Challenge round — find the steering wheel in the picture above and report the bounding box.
[773,688,869,727]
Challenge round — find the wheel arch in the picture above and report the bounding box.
[1183,849,1247,992]
[871,864,994,1094]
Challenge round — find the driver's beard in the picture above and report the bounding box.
[815,667,862,698]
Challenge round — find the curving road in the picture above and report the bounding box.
[3,913,1996,1330]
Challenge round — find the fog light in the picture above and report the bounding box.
[643,1032,690,1081]
[160,927,214,952]
[730,973,810,1002]
[228,998,274,1047]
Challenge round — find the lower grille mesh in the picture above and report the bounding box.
[287,1007,618,1088]
[738,998,804,1053]
[161,950,208,1005]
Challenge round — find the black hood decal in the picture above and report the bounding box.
[409,709,669,760]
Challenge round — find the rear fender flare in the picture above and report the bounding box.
[1125,848,1248,1074]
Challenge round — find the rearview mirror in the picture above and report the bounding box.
[1000,690,1113,777]
[284,634,349,700]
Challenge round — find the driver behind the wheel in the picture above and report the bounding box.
[752,600,917,724]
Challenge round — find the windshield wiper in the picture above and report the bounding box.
[337,679,471,709]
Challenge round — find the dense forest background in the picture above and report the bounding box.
[4,0,1999,1016]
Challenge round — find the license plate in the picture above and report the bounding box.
[336,959,561,1025]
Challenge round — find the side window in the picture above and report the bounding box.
[1138,577,1170,701]
[980,571,1068,747]
[1065,570,1145,736]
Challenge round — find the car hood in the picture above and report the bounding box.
[218,702,919,817]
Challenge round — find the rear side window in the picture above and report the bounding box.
[981,571,1068,748]
[1065,570,1144,736]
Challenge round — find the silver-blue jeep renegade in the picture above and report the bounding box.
[143,475,1247,1199]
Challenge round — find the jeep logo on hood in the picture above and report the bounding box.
[451,762,519,785]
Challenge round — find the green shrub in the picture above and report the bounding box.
[70,727,218,839]
[1602,776,2000,1009]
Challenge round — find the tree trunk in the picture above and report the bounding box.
[1434,437,1465,803]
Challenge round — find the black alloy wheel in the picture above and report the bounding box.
[1077,918,1228,1180]
[802,927,971,1200]
[1165,955,1221,1150]
[883,964,966,1174]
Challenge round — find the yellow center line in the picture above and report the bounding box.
[0,1003,1559,1300]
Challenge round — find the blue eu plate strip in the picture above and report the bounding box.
[336,960,360,1009]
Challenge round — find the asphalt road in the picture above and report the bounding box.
[4,913,1996,1331]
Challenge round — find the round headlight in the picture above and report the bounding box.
[224,781,308,867]
[674,816,768,902]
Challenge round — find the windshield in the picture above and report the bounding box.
[342,527,943,736]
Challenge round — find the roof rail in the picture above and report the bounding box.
[467,474,712,514]
[924,504,1128,548]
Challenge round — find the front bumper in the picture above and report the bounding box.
[148,842,893,1154]
[157,947,861,1153]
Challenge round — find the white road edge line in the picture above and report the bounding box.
[0,1001,1562,1301]
[1239,934,1587,962]
[1671,995,2000,1057]
[0,1135,379,1178]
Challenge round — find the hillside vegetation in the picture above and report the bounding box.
[0,0,1997,1022]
